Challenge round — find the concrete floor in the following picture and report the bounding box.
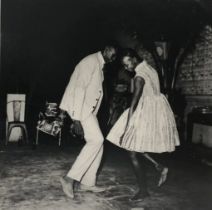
[0,141,212,210]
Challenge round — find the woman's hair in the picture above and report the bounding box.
[120,48,143,62]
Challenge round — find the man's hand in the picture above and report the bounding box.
[58,110,67,121]
[70,120,84,139]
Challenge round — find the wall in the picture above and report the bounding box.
[176,25,212,146]
[177,25,212,113]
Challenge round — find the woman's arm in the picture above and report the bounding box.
[127,76,145,127]
[120,76,145,144]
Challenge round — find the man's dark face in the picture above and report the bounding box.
[103,47,117,63]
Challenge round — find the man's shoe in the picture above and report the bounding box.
[79,184,107,193]
[60,177,74,198]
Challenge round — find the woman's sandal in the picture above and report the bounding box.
[158,167,168,187]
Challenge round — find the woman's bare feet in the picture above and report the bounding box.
[158,167,168,187]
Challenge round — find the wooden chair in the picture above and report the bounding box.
[36,102,63,146]
[6,94,28,145]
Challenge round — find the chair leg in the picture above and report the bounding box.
[6,127,10,145]
[36,129,39,145]
[6,125,13,145]
[59,131,62,146]
[5,121,8,145]
[16,126,24,145]
[25,129,29,144]
[21,124,28,144]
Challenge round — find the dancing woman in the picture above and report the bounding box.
[107,49,180,201]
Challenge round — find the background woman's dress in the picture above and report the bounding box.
[106,61,180,153]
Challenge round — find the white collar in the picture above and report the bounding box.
[97,51,105,68]
[135,60,147,72]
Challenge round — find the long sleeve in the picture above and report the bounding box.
[60,58,96,121]
[71,65,89,120]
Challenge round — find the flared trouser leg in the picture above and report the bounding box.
[67,114,104,186]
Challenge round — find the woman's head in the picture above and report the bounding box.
[120,48,143,72]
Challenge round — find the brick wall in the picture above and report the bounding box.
[176,25,212,145]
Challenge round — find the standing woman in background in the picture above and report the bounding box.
[107,48,180,201]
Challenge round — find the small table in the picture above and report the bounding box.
[187,108,212,145]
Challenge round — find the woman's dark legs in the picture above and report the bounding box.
[128,151,149,201]
[128,151,169,201]
[141,153,168,187]
[142,153,160,168]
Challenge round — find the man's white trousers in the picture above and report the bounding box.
[67,114,104,186]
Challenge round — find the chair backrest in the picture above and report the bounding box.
[45,102,58,117]
[37,102,61,137]
[7,94,26,122]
